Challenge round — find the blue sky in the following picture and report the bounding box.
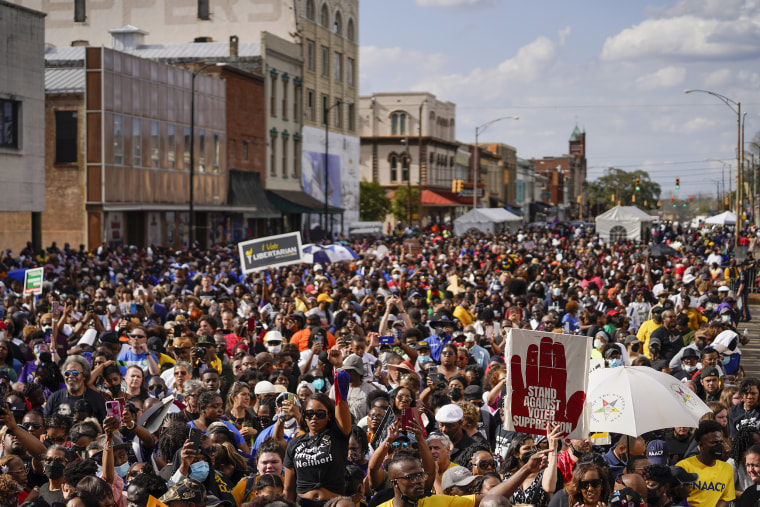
[358,0,760,199]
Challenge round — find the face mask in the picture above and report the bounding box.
[608,358,623,368]
[630,343,640,353]
[312,378,325,391]
[650,346,660,356]
[108,385,121,397]
[722,356,731,365]
[392,274,400,281]
[42,325,52,334]
[44,461,65,480]
[695,339,706,350]
[722,315,731,323]
[283,417,296,428]
[448,387,463,401]
[266,344,282,354]
[107,304,118,314]
[114,462,130,479]
[521,450,537,464]
[647,487,660,504]
[465,332,476,342]
[189,460,210,482]
[552,288,561,297]
[150,388,166,399]
[417,355,431,365]
[708,443,725,460]
[684,364,698,373]
[593,339,604,349]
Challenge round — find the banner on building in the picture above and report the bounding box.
[504,328,591,439]
[23,267,44,296]
[237,232,303,273]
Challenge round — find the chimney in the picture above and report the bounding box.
[230,35,239,57]
[108,25,147,51]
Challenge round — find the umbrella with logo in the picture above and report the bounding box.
[302,244,358,264]
[644,244,680,258]
[324,244,359,261]
[587,366,710,436]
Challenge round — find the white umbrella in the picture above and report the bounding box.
[587,366,711,436]
[324,244,359,261]
[301,244,357,264]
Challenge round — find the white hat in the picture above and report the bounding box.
[79,328,97,347]
[314,264,323,271]
[254,381,276,395]
[264,330,283,343]
[683,274,696,285]
[273,384,288,393]
[718,285,730,292]
[435,404,463,424]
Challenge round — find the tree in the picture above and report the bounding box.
[359,180,392,221]
[587,168,661,214]
[391,186,420,223]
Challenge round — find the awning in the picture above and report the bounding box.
[265,189,343,215]
[228,170,281,218]
[389,189,463,207]
[504,203,523,216]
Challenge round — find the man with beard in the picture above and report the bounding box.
[43,355,107,421]
[435,404,475,462]
[677,420,735,507]
[557,435,592,483]
[650,309,684,364]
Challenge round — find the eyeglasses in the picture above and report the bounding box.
[397,395,413,402]
[579,479,602,489]
[395,472,428,483]
[174,370,189,376]
[64,371,82,378]
[21,422,42,430]
[304,409,328,420]
[441,351,454,356]
[472,460,496,470]
[368,413,384,419]
[47,436,67,444]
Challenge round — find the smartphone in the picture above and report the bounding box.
[106,401,122,424]
[247,317,256,332]
[313,335,323,345]
[52,301,60,317]
[379,335,394,344]
[189,428,203,449]
[400,408,412,430]
[287,393,296,404]
[129,303,137,314]
[82,352,92,366]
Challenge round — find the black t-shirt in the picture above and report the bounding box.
[284,425,349,495]
[450,432,475,462]
[43,387,107,421]
[663,430,692,464]
[738,484,760,507]
[650,326,683,362]
[38,483,65,506]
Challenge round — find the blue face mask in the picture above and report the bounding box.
[608,358,623,368]
[312,378,325,391]
[189,460,210,482]
[722,356,731,365]
[114,462,130,479]
[417,355,431,365]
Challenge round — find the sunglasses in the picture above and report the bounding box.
[129,334,147,339]
[472,460,496,470]
[392,441,410,448]
[44,457,66,465]
[457,356,468,360]
[579,479,603,490]
[21,422,42,430]
[64,371,82,378]
[304,409,328,420]
[48,436,67,443]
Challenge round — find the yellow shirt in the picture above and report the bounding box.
[684,307,707,332]
[676,456,735,507]
[452,306,474,327]
[636,319,662,358]
[376,494,475,507]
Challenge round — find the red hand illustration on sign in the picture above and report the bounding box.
[510,336,585,436]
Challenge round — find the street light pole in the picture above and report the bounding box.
[418,99,426,229]
[324,99,353,240]
[474,116,519,210]
[189,62,224,247]
[685,89,742,246]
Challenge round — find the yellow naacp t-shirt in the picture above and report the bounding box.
[676,456,735,507]
[377,494,475,507]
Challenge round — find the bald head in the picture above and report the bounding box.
[480,495,511,507]
[617,473,647,499]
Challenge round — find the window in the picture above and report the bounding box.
[242,140,249,161]
[113,115,124,164]
[282,137,288,177]
[132,118,141,166]
[306,40,315,72]
[213,133,220,173]
[270,135,277,175]
[293,137,301,177]
[198,0,210,20]
[321,46,329,77]
[347,103,355,131]
[0,99,19,149]
[74,0,86,22]
[294,83,302,120]
[347,19,355,41]
[270,75,277,117]
[306,89,315,121]
[150,121,159,167]
[347,57,355,87]
[320,3,329,26]
[402,153,410,182]
[333,11,342,35]
[391,111,407,136]
[183,127,191,168]
[55,111,77,163]
[305,0,315,20]
[334,52,342,81]
[168,124,176,168]
[334,101,342,128]
[282,80,288,120]
[390,155,398,182]
[321,94,329,125]
[198,129,206,172]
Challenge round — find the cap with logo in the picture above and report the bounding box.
[646,439,668,465]
[159,478,207,505]
[441,465,478,491]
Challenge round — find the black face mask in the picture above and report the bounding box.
[448,388,463,401]
[647,486,660,504]
[521,450,537,464]
[107,385,121,397]
[630,343,640,353]
[44,461,65,480]
[695,339,706,350]
[709,443,725,460]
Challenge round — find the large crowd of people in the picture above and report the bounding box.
[0,221,758,507]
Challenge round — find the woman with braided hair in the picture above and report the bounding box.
[727,425,760,497]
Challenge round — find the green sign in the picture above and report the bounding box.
[23,267,44,296]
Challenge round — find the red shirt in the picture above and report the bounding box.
[557,449,577,483]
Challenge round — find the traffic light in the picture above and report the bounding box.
[451,179,464,193]
[635,177,641,191]
[689,195,693,202]
[671,196,676,208]
[676,178,680,190]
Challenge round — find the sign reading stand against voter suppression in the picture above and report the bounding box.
[238,232,304,273]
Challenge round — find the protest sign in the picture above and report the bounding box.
[504,328,591,438]
[23,267,44,296]
[237,232,303,273]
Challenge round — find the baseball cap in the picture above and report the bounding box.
[718,285,730,292]
[317,293,333,303]
[463,385,483,401]
[669,466,699,485]
[646,440,668,465]
[435,404,464,424]
[197,334,215,347]
[683,274,696,285]
[264,330,283,344]
[341,354,365,376]
[700,366,720,379]
[624,335,640,345]
[254,381,276,395]
[159,478,207,505]
[441,465,478,491]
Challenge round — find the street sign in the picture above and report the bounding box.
[237,232,304,273]
[458,187,485,198]
[23,267,44,296]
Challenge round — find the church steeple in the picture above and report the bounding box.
[569,124,582,142]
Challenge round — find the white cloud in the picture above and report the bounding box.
[359,46,447,92]
[703,68,733,88]
[682,117,718,134]
[558,26,571,46]
[635,66,686,91]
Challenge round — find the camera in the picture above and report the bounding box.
[192,347,205,356]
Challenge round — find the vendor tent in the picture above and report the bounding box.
[454,208,522,236]
[595,205,655,242]
[705,211,737,225]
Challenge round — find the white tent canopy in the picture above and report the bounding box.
[454,208,522,236]
[595,205,655,242]
[705,211,737,225]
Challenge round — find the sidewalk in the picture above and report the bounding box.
[737,304,760,378]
